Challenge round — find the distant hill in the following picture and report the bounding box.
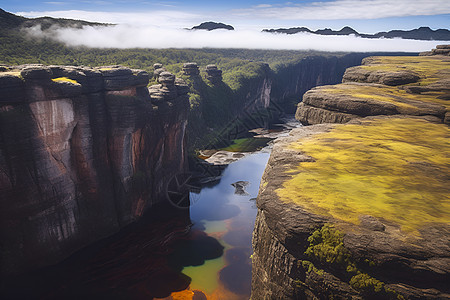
[263,26,450,41]
[0,8,111,31]
[191,22,234,31]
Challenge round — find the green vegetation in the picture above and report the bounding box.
[277,117,450,235]
[220,137,272,152]
[299,224,404,299]
[305,224,354,270]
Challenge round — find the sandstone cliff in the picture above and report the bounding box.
[272,53,383,113]
[0,65,189,278]
[296,54,449,125]
[253,52,450,299]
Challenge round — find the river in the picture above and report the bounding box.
[3,150,271,300]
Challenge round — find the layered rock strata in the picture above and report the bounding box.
[296,55,450,125]
[420,44,450,56]
[252,116,450,299]
[0,64,189,278]
[253,54,450,299]
[205,64,223,84]
[153,63,166,79]
[182,62,200,76]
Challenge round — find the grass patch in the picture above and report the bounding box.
[277,117,450,235]
[220,137,272,152]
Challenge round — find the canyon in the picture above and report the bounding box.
[1,46,445,299]
[252,46,450,299]
[0,52,373,282]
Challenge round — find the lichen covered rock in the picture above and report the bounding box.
[252,116,450,299]
[296,55,450,125]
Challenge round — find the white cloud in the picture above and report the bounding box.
[234,0,450,20]
[24,24,447,52]
[254,4,273,8]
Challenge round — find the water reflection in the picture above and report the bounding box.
[181,151,271,299]
[0,152,270,300]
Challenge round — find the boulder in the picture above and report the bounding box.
[0,73,26,103]
[20,66,52,81]
[420,45,450,56]
[343,66,419,86]
[182,62,200,76]
[149,73,189,104]
[205,64,223,84]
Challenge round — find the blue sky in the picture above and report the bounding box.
[1,0,449,33]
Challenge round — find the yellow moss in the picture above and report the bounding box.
[276,117,450,235]
[321,83,449,111]
[51,77,79,84]
[1,71,22,79]
[361,56,450,94]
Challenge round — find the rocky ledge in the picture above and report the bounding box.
[253,50,450,299]
[205,64,223,84]
[296,51,450,125]
[0,64,189,278]
[252,116,450,299]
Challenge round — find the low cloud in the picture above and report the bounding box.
[234,0,450,20]
[24,24,446,52]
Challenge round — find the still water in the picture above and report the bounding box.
[3,150,270,300]
[176,151,270,299]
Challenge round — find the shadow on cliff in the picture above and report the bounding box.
[0,202,224,300]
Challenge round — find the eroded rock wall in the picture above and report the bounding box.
[253,53,450,299]
[0,65,189,277]
[272,53,377,113]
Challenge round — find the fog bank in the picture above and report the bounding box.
[25,24,447,52]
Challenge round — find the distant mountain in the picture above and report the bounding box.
[262,26,450,41]
[0,8,111,31]
[191,22,234,31]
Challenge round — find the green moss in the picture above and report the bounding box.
[305,224,352,267]
[220,137,272,152]
[301,224,405,299]
[188,92,201,109]
[300,260,324,276]
[350,273,383,293]
[350,273,405,299]
[51,77,79,84]
[277,117,450,235]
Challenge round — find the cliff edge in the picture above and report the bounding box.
[252,48,450,299]
[0,65,189,278]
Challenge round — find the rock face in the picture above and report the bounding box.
[252,117,450,300]
[296,55,450,125]
[420,44,450,56]
[205,64,222,84]
[182,62,200,76]
[253,53,450,299]
[152,63,166,79]
[0,64,189,278]
[271,53,384,113]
